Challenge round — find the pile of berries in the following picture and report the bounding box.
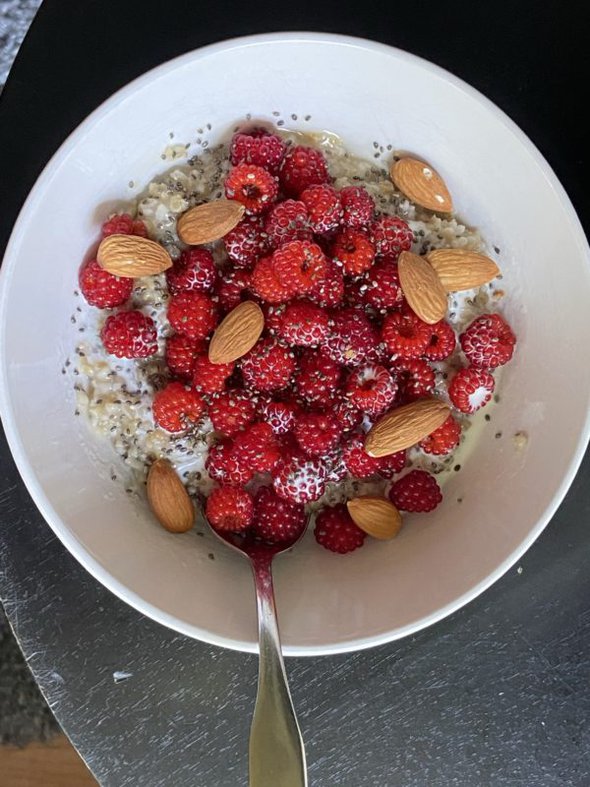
[80,126,516,554]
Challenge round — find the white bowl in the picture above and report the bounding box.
[1,33,589,656]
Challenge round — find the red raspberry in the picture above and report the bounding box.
[295,350,342,405]
[460,314,516,368]
[279,145,330,197]
[273,455,327,504]
[232,422,280,473]
[271,240,328,296]
[340,186,375,229]
[341,433,383,479]
[101,311,157,358]
[423,320,456,361]
[376,449,407,478]
[225,164,278,214]
[206,442,253,485]
[332,229,375,276]
[165,334,204,380]
[372,216,413,259]
[275,301,330,347]
[324,308,380,367]
[272,432,304,477]
[223,215,270,269]
[323,448,348,483]
[308,258,345,308]
[382,309,433,358]
[250,256,293,303]
[206,485,254,532]
[264,200,311,248]
[230,128,287,173]
[168,291,217,341]
[192,354,234,395]
[79,258,133,309]
[346,364,398,416]
[258,398,299,434]
[448,367,495,413]
[209,391,257,437]
[362,260,403,312]
[241,338,296,392]
[101,213,147,238]
[300,184,343,233]
[294,411,342,457]
[251,487,307,543]
[391,358,435,401]
[152,381,204,433]
[331,395,363,432]
[216,269,251,312]
[314,504,366,554]
[389,469,442,513]
[420,415,462,455]
[166,248,217,295]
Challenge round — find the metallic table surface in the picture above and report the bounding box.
[1,2,590,785]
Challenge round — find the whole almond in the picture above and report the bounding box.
[97,234,172,277]
[208,301,264,364]
[147,458,194,533]
[427,248,500,291]
[365,398,450,458]
[390,157,453,212]
[177,199,245,245]
[398,251,448,324]
[347,497,402,540]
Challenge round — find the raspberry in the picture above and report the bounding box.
[420,415,462,455]
[100,311,157,358]
[341,433,383,479]
[216,269,252,312]
[209,391,257,437]
[340,186,375,229]
[294,411,342,457]
[272,432,303,477]
[423,319,456,361]
[362,260,403,311]
[391,358,435,401]
[279,145,330,197]
[251,487,307,543]
[165,334,204,380]
[273,455,327,503]
[152,381,204,433]
[250,256,293,303]
[79,258,133,309]
[295,350,342,405]
[271,240,328,296]
[258,398,299,434]
[346,364,398,416]
[323,448,348,483]
[372,216,413,259]
[308,259,345,308]
[275,301,330,347]
[382,309,433,358]
[232,422,280,473]
[101,213,147,238]
[332,229,375,276]
[376,449,407,478]
[224,215,270,269]
[225,164,278,214]
[389,469,442,513]
[230,128,287,173]
[166,248,217,295]
[168,291,217,341]
[314,504,366,554]
[206,442,253,485]
[448,367,495,413]
[324,308,380,367]
[192,354,234,395]
[300,184,343,233]
[331,395,363,432]
[460,314,516,369]
[264,200,311,248]
[241,338,296,392]
[206,485,254,532]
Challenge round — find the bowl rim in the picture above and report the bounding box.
[1,31,589,656]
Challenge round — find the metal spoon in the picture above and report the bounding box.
[205,514,309,787]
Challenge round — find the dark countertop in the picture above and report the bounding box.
[1,1,589,785]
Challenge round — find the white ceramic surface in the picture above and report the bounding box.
[1,33,589,656]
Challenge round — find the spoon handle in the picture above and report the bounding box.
[249,555,307,787]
